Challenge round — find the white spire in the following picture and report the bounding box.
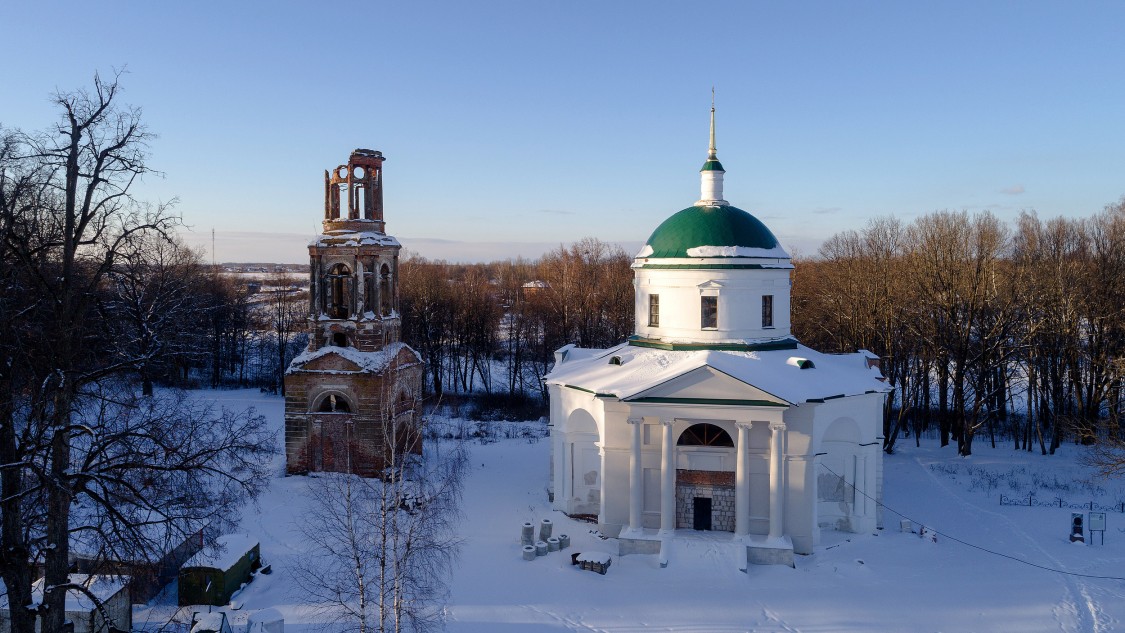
[696,88,728,206]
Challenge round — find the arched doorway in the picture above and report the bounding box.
[308,391,357,472]
[676,422,736,532]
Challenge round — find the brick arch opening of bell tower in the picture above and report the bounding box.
[324,148,385,230]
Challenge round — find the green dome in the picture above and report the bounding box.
[644,205,782,258]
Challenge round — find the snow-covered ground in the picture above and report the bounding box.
[136,390,1125,632]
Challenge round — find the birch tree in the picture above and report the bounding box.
[294,393,466,633]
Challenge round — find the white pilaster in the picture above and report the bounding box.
[551,433,564,510]
[561,441,571,505]
[735,422,751,536]
[660,419,676,533]
[597,442,607,522]
[864,443,879,518]
[856,455,867,516]
[769,421,786,539]
[627,417,643,533]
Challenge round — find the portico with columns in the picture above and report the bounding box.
[546,104,892,567]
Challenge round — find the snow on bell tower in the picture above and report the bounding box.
[308,149,402,352]
[284,149,423,478]
[324,148,385,232]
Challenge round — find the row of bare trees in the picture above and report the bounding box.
[793,204,1125,459]
[93,253,307,395]
[399,237,633,410]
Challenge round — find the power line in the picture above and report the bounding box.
[818,462,1125,581]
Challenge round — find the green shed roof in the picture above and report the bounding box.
[643,205,782,259]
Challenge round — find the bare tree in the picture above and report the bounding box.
[264,272,307,395]
[293,472,383,633]
[399,255,454,398]
[293,454,466,633]
[293,380,466,633]
[0,73,273,633]
[106,230,207,395]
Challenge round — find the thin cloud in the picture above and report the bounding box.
[536,209,574,215]
[811,207,842,215]
[1001,184,1026,195]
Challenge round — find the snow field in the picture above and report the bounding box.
[135,391,1125,632]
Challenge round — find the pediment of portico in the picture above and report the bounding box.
[623,365,789,407]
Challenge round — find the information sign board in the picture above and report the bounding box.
[1089,512,1106,532]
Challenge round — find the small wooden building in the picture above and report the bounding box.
[178,534,261,606]
[0,575,131,633]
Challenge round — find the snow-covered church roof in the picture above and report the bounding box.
[546,342,891,406]
[287,341,420,375]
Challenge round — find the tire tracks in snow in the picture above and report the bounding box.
[524,604,608,632]
[914,456,1110,633]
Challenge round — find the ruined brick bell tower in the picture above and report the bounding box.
[284,149,423,477]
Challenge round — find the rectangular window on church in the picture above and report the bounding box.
[648,294,660,327]
[762,294,774,328]
[701,295,718,329]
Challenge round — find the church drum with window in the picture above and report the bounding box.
[545,108,892,567]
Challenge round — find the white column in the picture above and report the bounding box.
[768,421,786,539]
[627,417,643,533]
[660,419,676,533]
[735,422,751,536]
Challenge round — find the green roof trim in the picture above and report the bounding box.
[644,205,781,258]
[806,393,848,404]
[700,159,725,172]
[627,335,799,352]
[561,384,616,398]
[626,397,788,407]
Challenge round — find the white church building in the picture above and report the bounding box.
[545,107,893,567]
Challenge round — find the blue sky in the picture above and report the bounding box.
[3,1,1123,263]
